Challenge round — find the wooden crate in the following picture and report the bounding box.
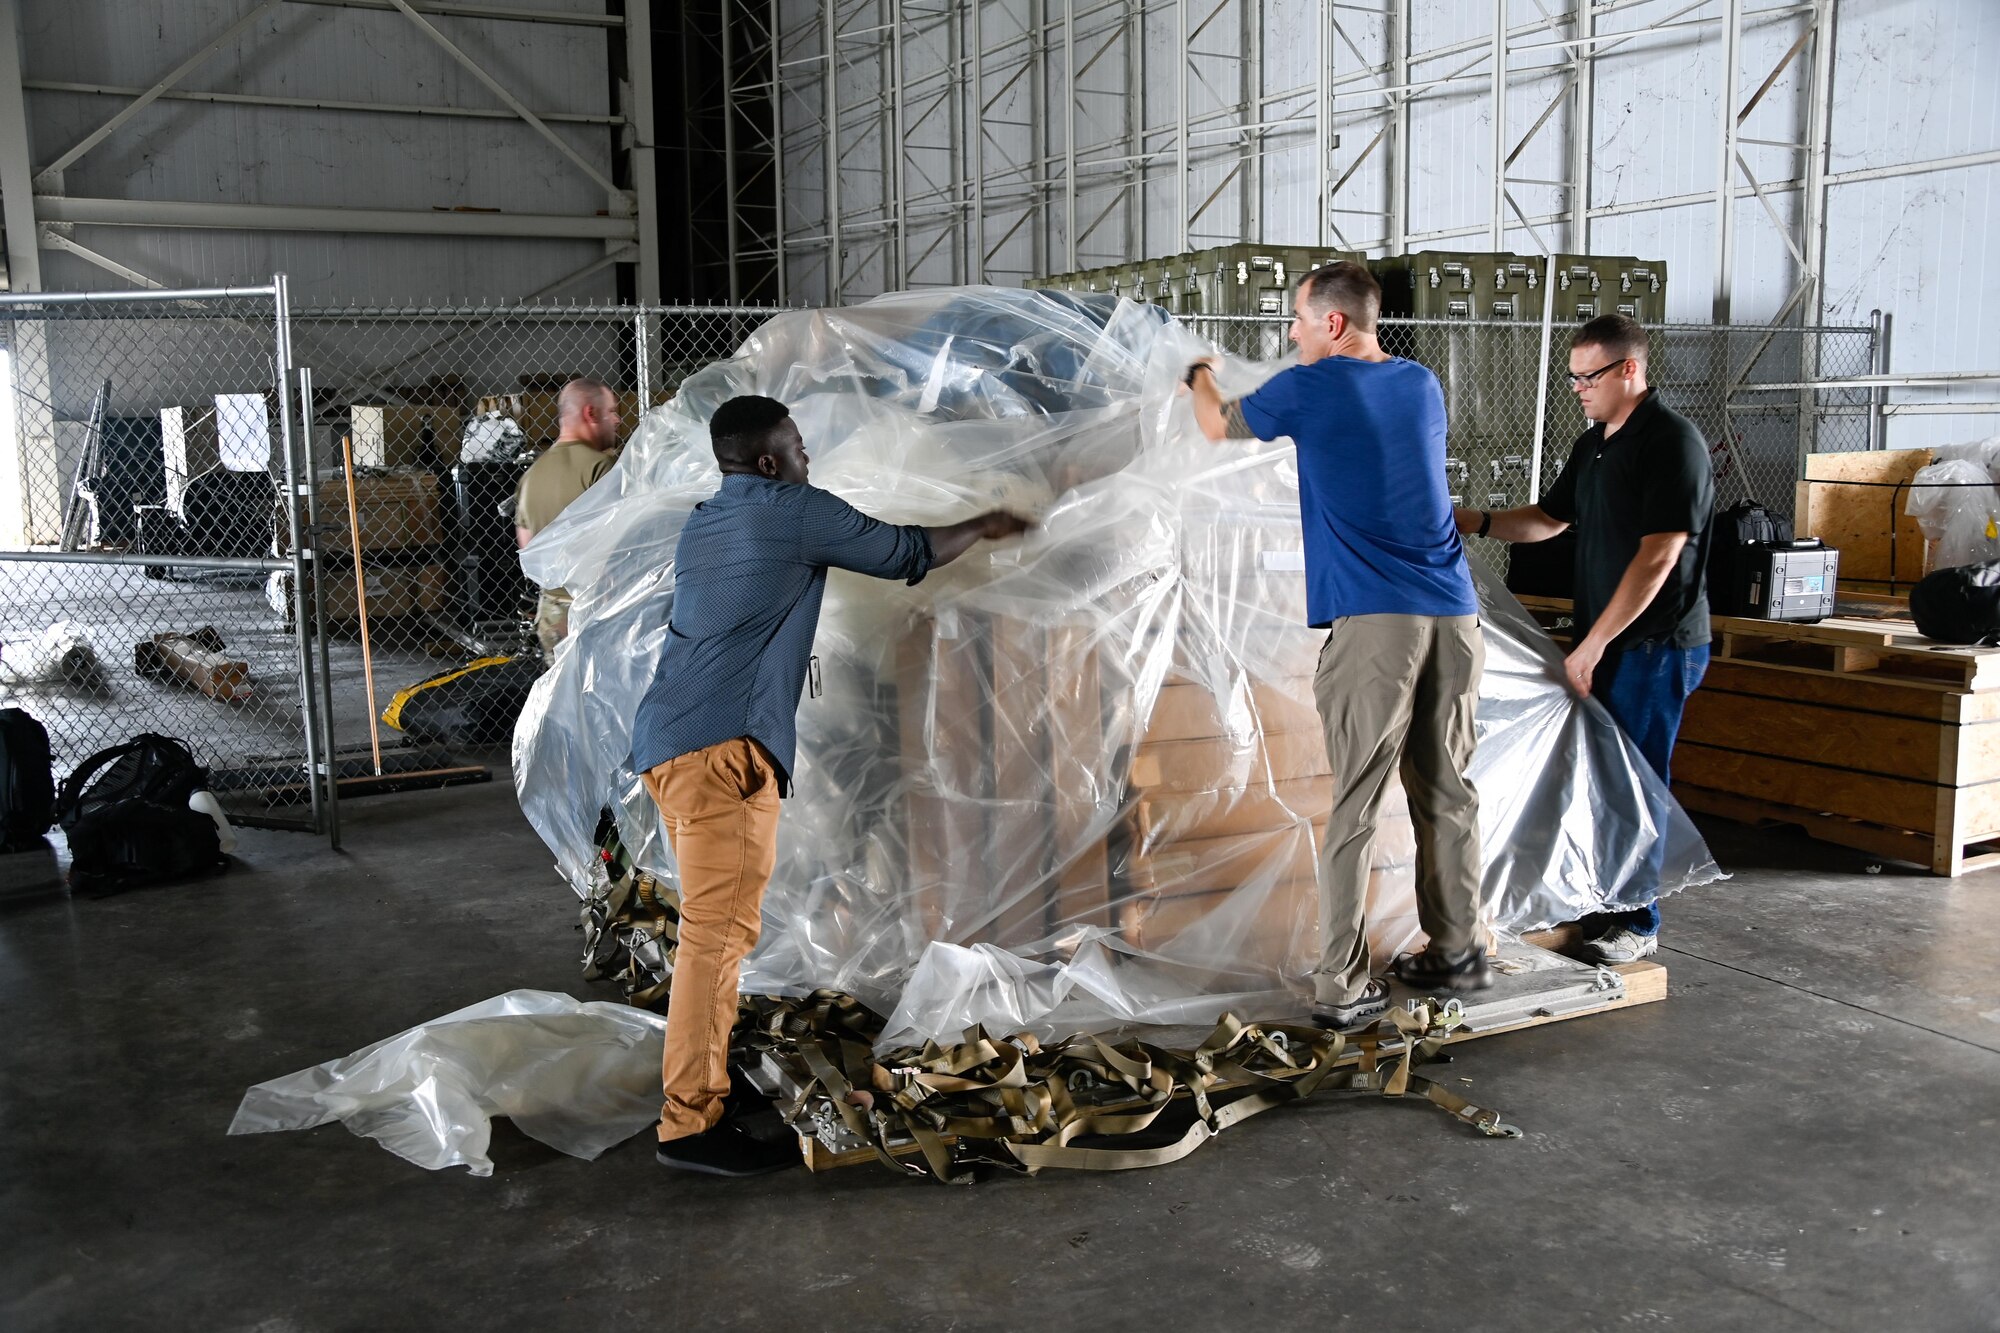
[1794,448,1934,597]
[1677,651,2000,875]
[305,471,441,556]
[1710,615,2000,691]
[1516,595,2000,874]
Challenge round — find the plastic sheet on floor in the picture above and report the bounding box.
[227,991,664,1176]
[509,286,1723,1048]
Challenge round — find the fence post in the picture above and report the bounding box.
[1528,253,1556,503]
[271,273,326,837]
[634,307,653,411]
[1868,309,1891,453]
[297,364,341,850]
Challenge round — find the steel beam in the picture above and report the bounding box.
[1490,0,1506,251]
[289,0,623,26]
[37,0,282,183]
[772,0,788,301]
[0,0,41,292]
[824,0,843,302]
[1064,0,1077,271]
[388,0,622,197]
[37,227,164,287]
[23,80,623,126]
[1177,0,1190,251]
[1712,0,1743,323]
[626,0,661,304]
[724,2,743,302]
[35,196,638,239]
[1569,0,1592,252]
[1315,0,1331,245]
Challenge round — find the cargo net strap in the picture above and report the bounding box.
[581,864,682,1011]
[739,990,1521,1184]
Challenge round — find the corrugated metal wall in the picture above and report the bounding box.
[17,0,620,304]
[773,0,1996,450]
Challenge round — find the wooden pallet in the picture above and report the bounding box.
[1515,596,2000,691]
[796,952,1667,1172]
[1711,617,2000,691]
[1673,785,2000,877]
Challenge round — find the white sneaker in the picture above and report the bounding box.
[1584,926,1659,964]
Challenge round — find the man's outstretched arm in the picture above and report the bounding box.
[924,510,1034,568]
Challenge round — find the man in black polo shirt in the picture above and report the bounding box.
[1455,314,1715,964]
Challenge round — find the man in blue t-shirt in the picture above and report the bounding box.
[1186,261,1491,1029]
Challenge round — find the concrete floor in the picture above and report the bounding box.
[2,779,1997,1332]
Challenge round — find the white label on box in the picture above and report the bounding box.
[1260,550,1306,572]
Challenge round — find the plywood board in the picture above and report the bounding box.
[1797,449,1933,586]
[1697,658,2000,723]
[1680,688,2000,786]
[1672,741,1944,833]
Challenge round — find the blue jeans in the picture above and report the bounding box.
[1591,640,1710,937]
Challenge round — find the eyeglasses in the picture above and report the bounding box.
[1565,357,1628,388]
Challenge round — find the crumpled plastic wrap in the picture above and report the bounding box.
[1907,454,2000,570]
[514,286,1721,1046]
[0,619,104,691]
[227,990,665,1175]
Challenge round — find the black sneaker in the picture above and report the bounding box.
[1310,978,1391,1031]
[656,1120,800,1177]
[1394,945,1494,992]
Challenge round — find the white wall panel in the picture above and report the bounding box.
[761,0,1999,464]
[17,0,623,303]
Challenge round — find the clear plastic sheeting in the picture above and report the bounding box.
[227,990,665,1176]
[0,619,104,691]
[515,287,1721,1047]
[1908,446,2000,571]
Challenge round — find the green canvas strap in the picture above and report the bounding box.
[737,990,1521,1183]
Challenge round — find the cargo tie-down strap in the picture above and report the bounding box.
[581,867,682,1011]
[737,990,1520,1184]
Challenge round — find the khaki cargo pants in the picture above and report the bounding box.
[534,587,573,659]
[642,738,782,1142]
[1312,613,1486,1006]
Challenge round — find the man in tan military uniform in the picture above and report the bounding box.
[515,377,621,657]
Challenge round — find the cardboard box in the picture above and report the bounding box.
[270,564,449,622]
[1143,675,1319,743]
[350,405,462,469]
[297,471,440,557]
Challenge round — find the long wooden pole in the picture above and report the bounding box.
[340,434,383,776]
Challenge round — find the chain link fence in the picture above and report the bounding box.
[0,288,784,835]
[0,281,1876,842]
[284,304,779,766]
[0,286,326,824]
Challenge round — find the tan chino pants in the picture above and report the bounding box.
[1311,613,1486,1005]
[641,738,782,1141]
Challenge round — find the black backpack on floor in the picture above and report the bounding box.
[56,734,224,893]
[1911,562,2000,646]
[0,708,56,851]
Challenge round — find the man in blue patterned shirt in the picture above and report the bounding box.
[633,394,1031,1176]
